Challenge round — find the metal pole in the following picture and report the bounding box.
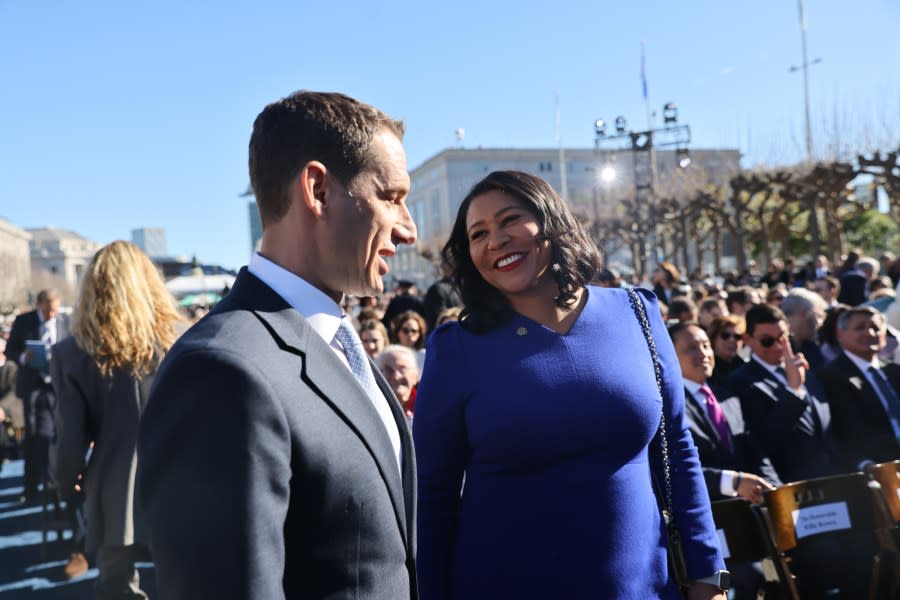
[798,0,813,161]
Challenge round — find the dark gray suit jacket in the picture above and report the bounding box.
[50,336,152,552]
[138,269,417,599]
[818,352,900,467]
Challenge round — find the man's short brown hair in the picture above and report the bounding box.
[248,90,404,226]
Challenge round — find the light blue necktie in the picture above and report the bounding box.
[334,318,403,475]
[333,319,381,402]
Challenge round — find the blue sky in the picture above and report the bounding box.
[2,0,898,271]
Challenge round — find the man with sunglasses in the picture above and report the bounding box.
[726,304,842,484]
[727,305,865,598]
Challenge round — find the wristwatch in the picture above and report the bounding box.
[696,570,731,591]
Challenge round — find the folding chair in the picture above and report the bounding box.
[710,498,799,600]
[763,472,898,600]
[866,460,900,523]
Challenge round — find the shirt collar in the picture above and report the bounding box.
[751,353,783,377]
[683,378,704,401]
[843,349,880,372]
[248,252,344,344]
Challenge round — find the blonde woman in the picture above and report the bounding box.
[50,241,181,599]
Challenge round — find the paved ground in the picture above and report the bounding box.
[0,459,157,598]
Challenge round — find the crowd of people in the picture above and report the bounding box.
[1,89,899,599]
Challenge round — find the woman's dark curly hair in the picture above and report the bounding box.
[442,170,602,333]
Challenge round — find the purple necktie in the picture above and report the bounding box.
[699,384,732,454]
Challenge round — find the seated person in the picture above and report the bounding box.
[669,321,780,502]
[726,304,843,484]
[708,316,747,387]
[818,306,900,468]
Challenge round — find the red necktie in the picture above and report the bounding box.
[699,384,732,454]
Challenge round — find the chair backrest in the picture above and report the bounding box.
[711,498,801,600]
[867,460,900,523]
[711,498,769,562]
[763,472,891,552]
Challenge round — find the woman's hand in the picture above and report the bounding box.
[687,581,726,600]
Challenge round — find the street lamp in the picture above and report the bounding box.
[789,0,822,162]
[600,165,616,183]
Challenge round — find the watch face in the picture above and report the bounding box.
[718,570,731,590]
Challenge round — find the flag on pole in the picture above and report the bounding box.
[641,42,648,100]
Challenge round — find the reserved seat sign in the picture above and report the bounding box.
[790,502,852,539]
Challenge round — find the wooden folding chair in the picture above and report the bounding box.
[710,498,800,600]
[867,460,900,523]
[763,472,898,600]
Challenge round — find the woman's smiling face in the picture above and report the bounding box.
[465,190,552,301]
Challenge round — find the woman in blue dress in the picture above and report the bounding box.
[414,171,726,600]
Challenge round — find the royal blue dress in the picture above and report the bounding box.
[414,287,724,599]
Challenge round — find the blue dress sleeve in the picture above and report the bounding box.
[413,323,469,600]
[636,288,726,579]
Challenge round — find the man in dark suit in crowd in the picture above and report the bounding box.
[138,91,419,599]
[727,304,843,484]
[669,321,780,502]
[422,259,461,335]
[818,306,900,468]
[382,279,425,332]
[838,252,872,306]
[781,288,827,372]
[4,289,68,501]
[728,304,871,598]
[670,321,780,600]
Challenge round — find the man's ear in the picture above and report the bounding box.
[297,161,329,218]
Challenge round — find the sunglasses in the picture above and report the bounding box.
[756,334,784,348]
[400,327,420,335]
[719,332,743,341]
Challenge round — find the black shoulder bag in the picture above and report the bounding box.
[626,287,690,594]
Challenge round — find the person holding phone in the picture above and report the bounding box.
[414,171,727,600]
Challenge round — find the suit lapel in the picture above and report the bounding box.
[227,270,410,549]
[683,386,721,446]
[835,352,887,416]
[371,358,416,545]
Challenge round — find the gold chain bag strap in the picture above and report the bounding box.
[626,287,690,593]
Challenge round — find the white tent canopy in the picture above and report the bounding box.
[165,273,235,298]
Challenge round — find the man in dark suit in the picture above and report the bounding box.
[728,305,874,597]
[138,91,419,599]
[671,320,779,600]
[781,288,827,371]
[4,289,68,500]
[818,306,900,468]
[422,259,461,335]
[726,304,843,484]
[382,279,425,333]
[669,321,780,503]
[837,253,873,306]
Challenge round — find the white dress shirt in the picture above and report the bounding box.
[249,253,402,474]
[751,354,806,398]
